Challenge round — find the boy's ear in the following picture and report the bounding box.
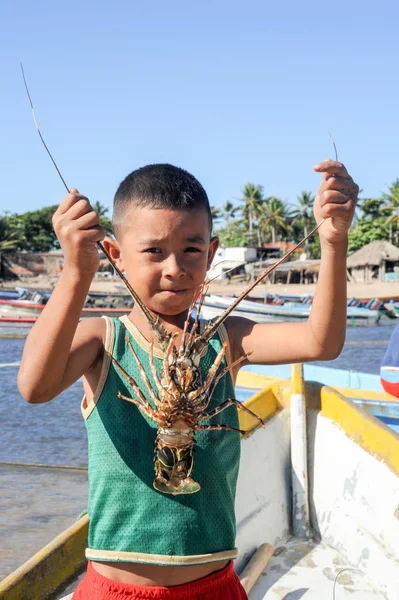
[102,237,124,272]
[207,236,219,270]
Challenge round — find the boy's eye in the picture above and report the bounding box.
[185,247,201,253]
[144,248,162,254]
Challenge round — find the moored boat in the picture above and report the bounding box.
[0,288,131,321]
[201,294,383,325]
[1,363,398,598]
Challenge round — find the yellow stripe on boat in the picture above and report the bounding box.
[239,366,399,477]
[238,386,281,432]
[334,386,399,403]
[319,385,399,478]
[236,370,274,389]
[0,514,89,599]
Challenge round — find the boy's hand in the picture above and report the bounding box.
[313,160,359,247]
[52,189,105,276]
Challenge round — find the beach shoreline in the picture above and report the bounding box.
[3,275,399,301]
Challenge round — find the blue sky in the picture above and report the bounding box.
[1,0,398,217]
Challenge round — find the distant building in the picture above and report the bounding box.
[0,250,112,280]
[262,241,304,257]
[347,240,399,282]
[208,247,257,282]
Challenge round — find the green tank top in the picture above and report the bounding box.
[81,316,240,566]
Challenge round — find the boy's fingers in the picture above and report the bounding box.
[83,226,106,243]
[74,211,101,230]
[320,198,354,219]
[313,160,351,180]
[55,191,90,217]
[64,199,95,221]
[318,177,359,199]
[319,190,352,206]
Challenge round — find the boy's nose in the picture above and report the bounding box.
[164,257,186,278]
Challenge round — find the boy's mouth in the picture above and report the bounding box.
[159,289,189,295]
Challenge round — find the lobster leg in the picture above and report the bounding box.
[194,423,246,434]
[124,336,162,408]
[198,398,265,428]
[108,354,159,420]
[148,340,174,405]
[193,351,253,409]
[187,342,228,401]
[117,392,159,422]
[162,333,180,397]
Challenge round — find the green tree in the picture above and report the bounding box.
[384,179,399,244]
[92,201,113,236]
[0,214,25,251]
[5,206,59,252]
[291,191,315,247]
[259,197,293,244]
[347,195,390,252]
[210,205,222,225]
[348,219,390,252]
[221,201,238,227]
[239,183,264,244]
[214,222,248,247]
[359,197,387,220]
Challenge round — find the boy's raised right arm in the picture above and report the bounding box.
[18,190,106,404]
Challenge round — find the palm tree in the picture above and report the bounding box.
[291,191,315,247]
[0,216,24,251]
[221,201,238,227]
[259,197,293,245]
[0,216,25,279]
[210,206,222,224]
[92,201,110,218]
[384,180,399,244]
[239,183,264,244]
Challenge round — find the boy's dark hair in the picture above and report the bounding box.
[113,164,212,236]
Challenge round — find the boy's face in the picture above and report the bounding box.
[105,206,218,318]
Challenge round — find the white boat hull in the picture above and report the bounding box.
[200,294,381,324]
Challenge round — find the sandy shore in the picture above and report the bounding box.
[4,275,399,301]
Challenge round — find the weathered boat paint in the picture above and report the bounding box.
[0,514,89,599]
[290,363,310,539]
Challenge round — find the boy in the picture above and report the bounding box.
[18,162,358,599]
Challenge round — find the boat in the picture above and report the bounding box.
[1,362,398,598]
[0,288,131,321]
[0,289,20,300]
[201,294,383,325]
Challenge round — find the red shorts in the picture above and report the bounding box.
[72,560,248,599]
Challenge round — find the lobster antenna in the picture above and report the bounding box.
[20,63,168,340]
[20,63,69,193]
[328,130,338,162]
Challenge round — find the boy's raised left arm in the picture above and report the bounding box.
[226,159,359,365]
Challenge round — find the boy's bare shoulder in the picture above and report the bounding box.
[74,316,107,344]
[224,316,257,361]
[72,317,107,365]
[71,317,106,352]
[69,317,107,376]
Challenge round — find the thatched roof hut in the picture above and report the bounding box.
[347,240,399,267]
[251,258,320,283]
[347,240,399,282]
